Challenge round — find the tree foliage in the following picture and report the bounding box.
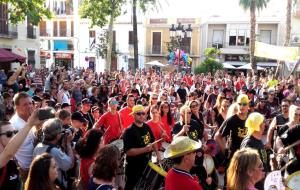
[79,0,125,27]
[0,0,52,25]
[194,48,223,74]
[96,30,118,58]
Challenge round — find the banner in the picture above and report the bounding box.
[254,41,299,62]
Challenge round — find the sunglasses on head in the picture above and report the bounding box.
[135,112,146,116]
[0,130,18,138]
[238,103,248,106]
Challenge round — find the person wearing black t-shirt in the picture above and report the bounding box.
[277,124,300,175]
[215,94,249,163]
[172,105,217,190]
[176,82,187,104]
[80,98,95,130]
[241,112,269,190]
[123,105,158,190]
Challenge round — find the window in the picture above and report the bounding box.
[40,21,47,36]
[27,18,36,39]
[59,21,66,37]
[53,21,58,36]
[237,30,246,46]
[182,34,191,53]
[27,50,36,67]
[152,32,161,54]
[212,30,224,48]
[71,21,73,36]
[89,30,96,49]
[0,3,8,34]
[229,30,237,46]
[128,31,133,45]
[260,30,271,44]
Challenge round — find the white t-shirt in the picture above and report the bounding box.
[9,114,34,169]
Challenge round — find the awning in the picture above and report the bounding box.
[222,62,236,69]
[237,63,264,70]
[220,48,248,55]
[0,48,26,63]
[224,61,277,67]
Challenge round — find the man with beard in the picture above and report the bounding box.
[58,80,71,104]
[123,105,158,190]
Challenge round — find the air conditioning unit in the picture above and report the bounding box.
[292,35,300,43]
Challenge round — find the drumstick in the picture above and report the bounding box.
[152,138,164,145]
[284,140,300,152]
[279,158,297,172]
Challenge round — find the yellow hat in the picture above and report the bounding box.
[164,136,202,159]
[237,94,250,104]
[129,105,145,115]
[245,112,265,134]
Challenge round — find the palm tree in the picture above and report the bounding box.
[239,0,270,76]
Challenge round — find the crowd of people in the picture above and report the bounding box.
[0,63,300,190]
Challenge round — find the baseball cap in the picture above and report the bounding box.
[91,106,100,113]
[236,94,250,104]
[129,105,144,115]
[81,98,92,105]
[71,112,87,123]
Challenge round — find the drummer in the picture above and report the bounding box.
[123,105,160,190]
[240,112,269,189]
[276,123,300,175]
[164,136,203,190]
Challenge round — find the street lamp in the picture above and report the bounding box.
[169,23,192,73]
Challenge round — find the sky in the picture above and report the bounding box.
[143,0,286,20]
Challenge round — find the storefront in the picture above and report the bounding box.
[55,53,73,68]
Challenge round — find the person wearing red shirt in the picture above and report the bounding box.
[146,105,167,150]
[164,136,203,190]
[119,94,135,129]
[94,97,122,144]
[160,102,173,142]
[183,73,193,87]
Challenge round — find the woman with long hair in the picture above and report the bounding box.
[146,105,166,150]
[227,148,265,190]
[25,153,59,190]
[215,99,230,128]
[210,93,226,125]
[277,104,300,136]
[75,129,103,190]
[144,93,159,119]
[168,85,180,103]
[110,84,121,98]
[159,101,174,142]
[88,145,120,190]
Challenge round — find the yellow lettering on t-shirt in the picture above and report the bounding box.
[142,132,151,145]
[237,127,248,138]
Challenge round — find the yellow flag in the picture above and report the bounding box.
[254,41,299,62]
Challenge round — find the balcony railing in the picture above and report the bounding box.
[0,25,18,38]
[27,28,36,39]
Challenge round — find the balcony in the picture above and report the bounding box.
[0,25,18,39]
[27,29,36,39]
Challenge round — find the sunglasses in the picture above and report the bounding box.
[110,101,118,105]
[238,103,248,107]
[152,97,158,100]
[0,130,18,138]
[135,112,146,116]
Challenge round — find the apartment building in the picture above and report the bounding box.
[200,16,283,68]
[144,18,201,68]
[291,0,300,48]
[39,0,76,69]
[0,3,40,69]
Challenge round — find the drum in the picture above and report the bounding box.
[110,139,124,152]
[203,154,215,175]
[135,162,166,190]
[161,142,170,151]
[286,171,300,190]
[151,151,164,163]
[264,171,285,190]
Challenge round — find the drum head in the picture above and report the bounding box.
[203,154,215,175]
[264,171,285,190]
[148,162,167,177]
[162,142,170,150]
[151,151,164,163]
[286,171,300,190]
[111,139,124,151]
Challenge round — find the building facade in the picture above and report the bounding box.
[200,16,284,68]
[144,18,201,69]
[0,3,40,70]
[291,0,300,49]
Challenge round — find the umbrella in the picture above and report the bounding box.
[222,62,236,69]
[0,48,26,63]
[145,60,166,67]
[237,63,264,70]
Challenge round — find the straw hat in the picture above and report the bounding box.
[164,136,202,159]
